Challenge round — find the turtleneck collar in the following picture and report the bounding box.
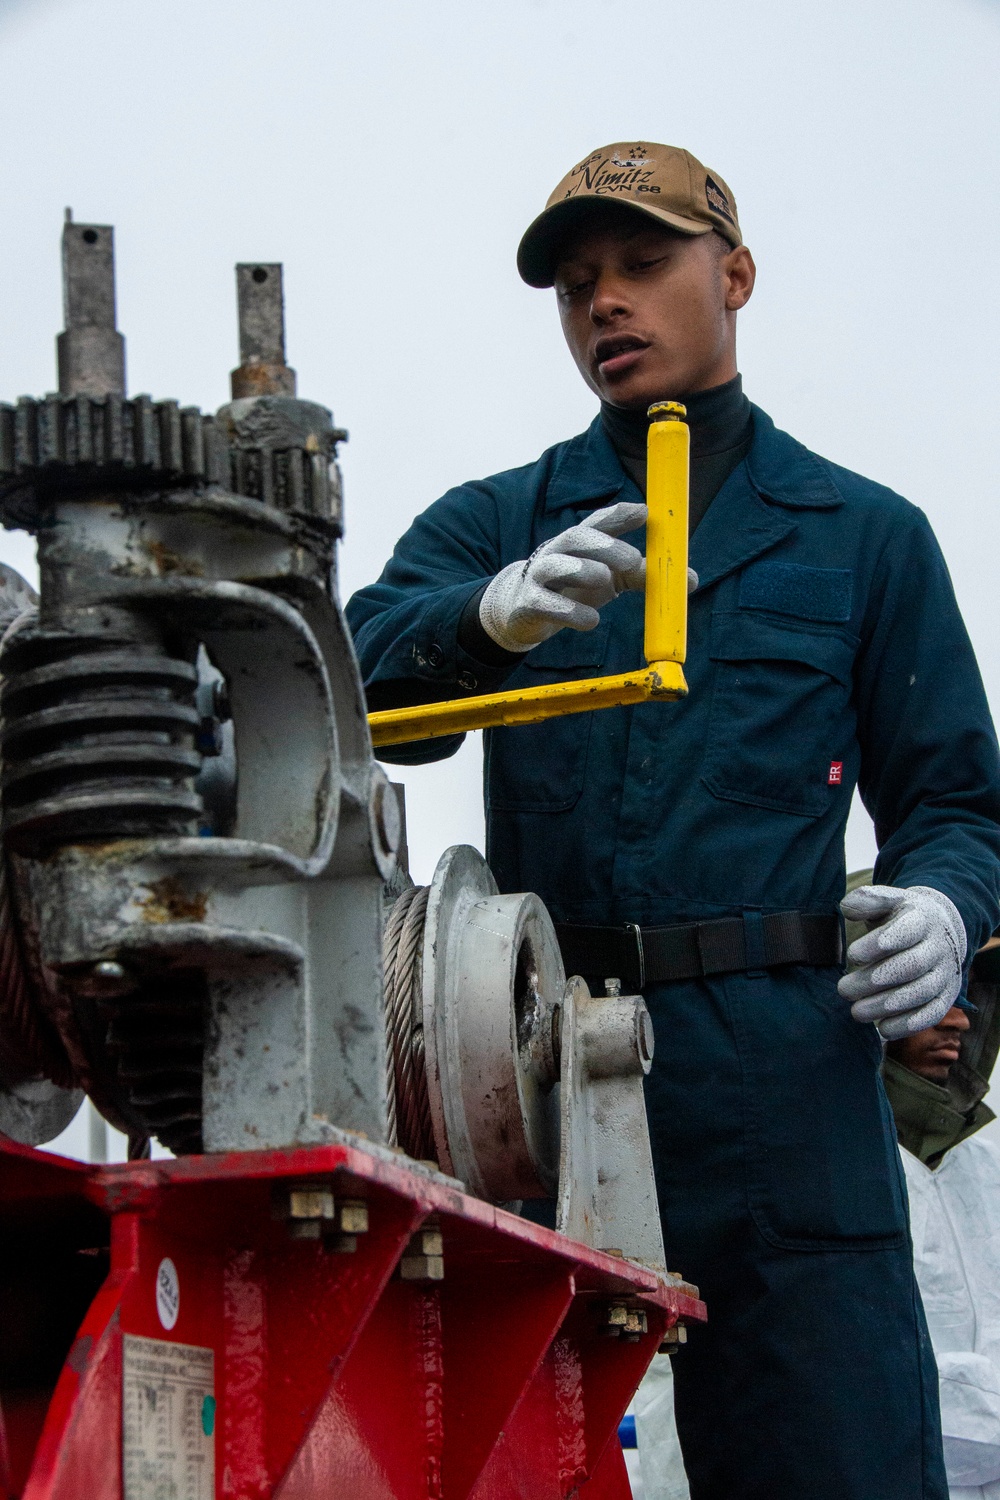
[600,374,751,461]
[600,374,754,530]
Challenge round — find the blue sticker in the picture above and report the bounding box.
[740,562,852,623]
[202,1394,216,1437]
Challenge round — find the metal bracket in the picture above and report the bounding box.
[556,975,666,1274]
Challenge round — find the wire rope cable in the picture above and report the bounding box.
[382,884,436,1161]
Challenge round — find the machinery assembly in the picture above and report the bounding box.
[0,215,703,1499]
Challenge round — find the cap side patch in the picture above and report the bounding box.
[705,175,735,225]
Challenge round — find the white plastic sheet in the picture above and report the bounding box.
[634,1352,690,1500]
[902,1136,1000,1499]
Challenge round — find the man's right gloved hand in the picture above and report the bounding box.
[479,501,649,653]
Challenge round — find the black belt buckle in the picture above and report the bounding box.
[625,922,646,991]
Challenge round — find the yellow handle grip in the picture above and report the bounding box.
[644,405,689,665]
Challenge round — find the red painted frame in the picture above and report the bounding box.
[0,1134,704,1499]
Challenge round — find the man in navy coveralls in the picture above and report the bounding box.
[347,141,1000,1499]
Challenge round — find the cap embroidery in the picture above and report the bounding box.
[705,175,735,224]
[611,147,652,169]
[564,152,658,198]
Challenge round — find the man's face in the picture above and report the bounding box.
[887,1006,971,1084]
[553,211,756,410]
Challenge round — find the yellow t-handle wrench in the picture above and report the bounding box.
[368,402,689,749]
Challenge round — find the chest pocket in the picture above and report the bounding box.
[485,622,610,814]
[701,611,858,818]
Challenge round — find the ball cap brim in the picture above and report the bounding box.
[517,141,742,289]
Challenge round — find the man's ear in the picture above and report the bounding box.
[724,246,756,312]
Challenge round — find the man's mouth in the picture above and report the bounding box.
[594,335,650,379]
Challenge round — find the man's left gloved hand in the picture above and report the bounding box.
[838,885,967,1040]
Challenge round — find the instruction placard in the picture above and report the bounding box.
[123,1334,215,1500]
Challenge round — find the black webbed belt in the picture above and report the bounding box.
[554,912,843,991]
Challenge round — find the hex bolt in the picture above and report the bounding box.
[603,1302,630,1338]
[658,1323,688,1353]
[275,1181,337,1240]
[604,977,622,997]
[323,1198,370,1255]
[289,1187,336,1220]
[623,1309,648,1343]
[399,1220,444,1281]
[288,1221,321,1240]
[603,1302,648,1340]
[337,1199,369,1234]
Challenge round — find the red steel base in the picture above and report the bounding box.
[0,1132,705,1499]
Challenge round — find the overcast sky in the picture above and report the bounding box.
[2,0,999,933]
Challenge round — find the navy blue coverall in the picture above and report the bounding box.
[347,405,1000,1499]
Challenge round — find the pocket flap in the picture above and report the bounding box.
[710,612,856,687]
[521,620,610,672]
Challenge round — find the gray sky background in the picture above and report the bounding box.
[1,0,998,891]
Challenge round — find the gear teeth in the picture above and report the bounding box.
[0,392,342,531]
[0,395,226,526]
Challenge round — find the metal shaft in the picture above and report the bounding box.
[56,210,126,397]
[231,263,296,397]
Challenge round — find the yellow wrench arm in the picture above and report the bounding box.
[368,402,689,749]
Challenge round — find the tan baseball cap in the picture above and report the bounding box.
[517,141,742,288]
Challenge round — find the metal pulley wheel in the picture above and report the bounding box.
[420,845,564,1202]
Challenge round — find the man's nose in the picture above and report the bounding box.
[590,272,632,325]
[940,1005,972,1032]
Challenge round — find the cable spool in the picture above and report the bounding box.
[382,845,565,1202]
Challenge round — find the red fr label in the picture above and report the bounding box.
[828,761,843,785]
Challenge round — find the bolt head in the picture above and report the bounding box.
[288,1186,335,1220]
[399,1253,445,1282]
[288,1220,322,1240]
[411,1227,443,1257]
[658,1324,688,1352]
[638,1006,654,1065]
[325,1233,358,1254]
[337,1200,369,1234]
[94,960,126,981]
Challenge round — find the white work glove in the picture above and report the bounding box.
[837,885,967,1040]
[480,502,699,653]
[479,501,648,653]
